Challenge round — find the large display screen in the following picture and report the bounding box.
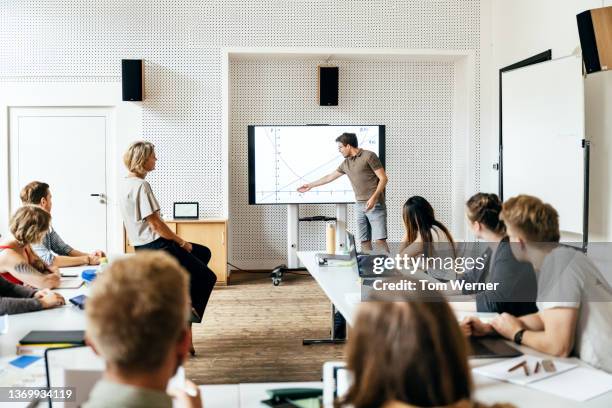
[248,125,385,205]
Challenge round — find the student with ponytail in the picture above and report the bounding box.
[454,193,537,316]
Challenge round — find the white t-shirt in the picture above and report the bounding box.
[119,177,161,246]
[537,246,612,372]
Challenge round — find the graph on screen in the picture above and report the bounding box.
[248,125,384,204]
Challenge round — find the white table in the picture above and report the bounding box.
[298,252,360,326]
[198,384,240,408]
[0,267,90,357]
[297,250,612,407]
[238,381,322,408]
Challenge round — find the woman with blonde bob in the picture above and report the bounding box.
[336,286,513,408]
[119,141,217,355]
[0,205,61,289]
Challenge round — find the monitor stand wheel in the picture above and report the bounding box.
[271,265,285,286]
[270,265,307,286]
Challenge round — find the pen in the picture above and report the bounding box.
[508,360,527,372]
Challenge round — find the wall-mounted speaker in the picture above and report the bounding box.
[121,59,144,101]
[318,66,338,106]
[577,6,612,74]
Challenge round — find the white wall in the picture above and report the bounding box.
[486,0,612,241]
[229,58,458,267]
[1,1,485,262]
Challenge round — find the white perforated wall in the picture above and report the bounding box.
[230,60,455,262]
[1,0,482,267]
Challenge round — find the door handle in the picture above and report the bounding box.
[91,193,106,204]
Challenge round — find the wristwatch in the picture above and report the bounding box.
[513,329,526,345]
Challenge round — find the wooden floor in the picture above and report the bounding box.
[185,271,345,384]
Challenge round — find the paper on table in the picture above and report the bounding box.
[527,367,612,402]
[473,355,577,385]
[0,356,46,387]
[58,278,84,289]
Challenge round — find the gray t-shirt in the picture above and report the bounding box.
[537,246,612,372]
[119,177,161,246]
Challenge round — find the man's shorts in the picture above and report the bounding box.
[354,201,388,242]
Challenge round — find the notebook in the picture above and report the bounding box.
[20,331,85,345]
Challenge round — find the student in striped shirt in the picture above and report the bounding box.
[20,181,106,267]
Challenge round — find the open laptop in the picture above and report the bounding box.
[45,346,190,407]
[468,337,522,359]
[316,231,357,264]
[323,361,350,407]
[45,345,105,408]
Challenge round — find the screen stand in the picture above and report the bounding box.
[287,204,300,268]
[271,204,306,286]
[271,204,348,287]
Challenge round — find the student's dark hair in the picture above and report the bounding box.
[402,196,456,257]
[335,133,358,148]
[20,181,50,205]
[466,193,506,235]
[337,287,473,408]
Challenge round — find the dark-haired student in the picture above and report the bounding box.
[400,195,456,258]
[464,195,612,373]
[451,193,537,316]
[335,287,514,408]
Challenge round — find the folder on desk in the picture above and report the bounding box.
[20,330,85,345]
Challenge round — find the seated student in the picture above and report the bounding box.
[451,193,537,316]
[84,252,201,408]
[336,288,513,408]
[0,206,60,288]
[463,195,612,373]
[399,195,456,258]
[20,181,106,267]
[0,275,65,315]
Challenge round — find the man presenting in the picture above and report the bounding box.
[298,132,389,253]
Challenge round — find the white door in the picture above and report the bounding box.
[9,107,109,252]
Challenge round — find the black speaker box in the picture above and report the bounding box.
[318,66,338,106]
[577,7,612,74]
[122,59,144,101]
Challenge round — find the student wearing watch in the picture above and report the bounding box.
[119,141,217,355]
[462,195,612,373]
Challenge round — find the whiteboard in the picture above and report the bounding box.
[502,55,585,234]
[248,125,383,204]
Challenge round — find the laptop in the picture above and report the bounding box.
[323,361,351,407]
[45,346,190,408]
[45,345,105,408]
[468,337,523,359]
[316,231,357,263]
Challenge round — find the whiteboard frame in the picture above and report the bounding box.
[500,54,589,247]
